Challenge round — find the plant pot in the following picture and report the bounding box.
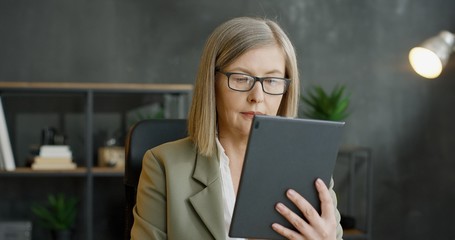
[51,230,72,240]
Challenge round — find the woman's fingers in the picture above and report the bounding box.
[285,189,320,226]
[315,179,335,221]
[271,222,304,240]
[274,189,321,236]
[273,202,314,239]
[273,179,337,239]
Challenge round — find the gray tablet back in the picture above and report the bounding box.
[229,115,344,239]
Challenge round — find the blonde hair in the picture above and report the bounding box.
[188,17,300,157]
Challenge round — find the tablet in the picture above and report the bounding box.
[229,115,345,239]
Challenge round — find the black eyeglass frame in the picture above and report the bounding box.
[217,70,291,95]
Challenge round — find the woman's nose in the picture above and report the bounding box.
[247,81,264,103]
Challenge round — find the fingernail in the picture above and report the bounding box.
[272,223,280,230]
[287,189,296,197]
[275,203,285,211]
[316,178,323,186]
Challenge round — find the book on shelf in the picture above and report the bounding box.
[34,156,73,164]
[0,97,15,171]
[31,162,77,170]
[0,221,32,240]
[30,145,76,170]
[39,145,72,158]
[40,145,70,152]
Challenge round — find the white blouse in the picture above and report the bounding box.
[216,138,247,240]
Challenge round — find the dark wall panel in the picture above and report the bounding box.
[1,1,455,239]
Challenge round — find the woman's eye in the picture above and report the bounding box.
[265,78,279,85]
[234,77,250,83]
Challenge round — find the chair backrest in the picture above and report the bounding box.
[124,119,187,240]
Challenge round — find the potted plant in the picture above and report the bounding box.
[301,84,358,229]
[31,193,78,240]
[300,84,350,121]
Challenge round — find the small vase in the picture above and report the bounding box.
[51,230,72,240]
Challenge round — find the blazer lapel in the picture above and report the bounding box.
[189,153,225,240]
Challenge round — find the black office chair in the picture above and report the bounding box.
[124,119,187,240]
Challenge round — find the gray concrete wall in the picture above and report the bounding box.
[1,0,455,239]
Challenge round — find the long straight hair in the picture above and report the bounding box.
[188,17,300,157]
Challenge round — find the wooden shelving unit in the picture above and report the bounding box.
[336,146,373,240]
[0,82,192,240]
[0,167,88,176]
[0,167,124,177]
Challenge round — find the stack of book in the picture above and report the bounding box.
[31,145,76,170]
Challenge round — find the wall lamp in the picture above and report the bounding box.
[409,31,455,79]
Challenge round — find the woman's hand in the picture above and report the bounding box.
[272,178,337,240]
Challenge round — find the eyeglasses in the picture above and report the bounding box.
[217,71,291,95]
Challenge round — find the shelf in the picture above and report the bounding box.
[92,167,124,177]
[0,167,87,177]
[344,228,368,238]
[335,147,373,240]
[0,81,193,93]
[0,167,125,177]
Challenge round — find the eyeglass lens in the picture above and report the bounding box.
[228,73,287,94]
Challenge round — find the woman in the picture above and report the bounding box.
[131,17,343,240]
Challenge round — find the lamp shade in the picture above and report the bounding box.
[409,31,455,79]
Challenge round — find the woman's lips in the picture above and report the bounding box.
[241,111,264,118]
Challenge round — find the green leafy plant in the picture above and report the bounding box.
[31,193,78,231]
[300,85,350,121]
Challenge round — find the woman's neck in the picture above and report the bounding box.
[218,133,248,163]
[218,133,248,194]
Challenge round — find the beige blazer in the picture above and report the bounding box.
[131,137,343,240]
